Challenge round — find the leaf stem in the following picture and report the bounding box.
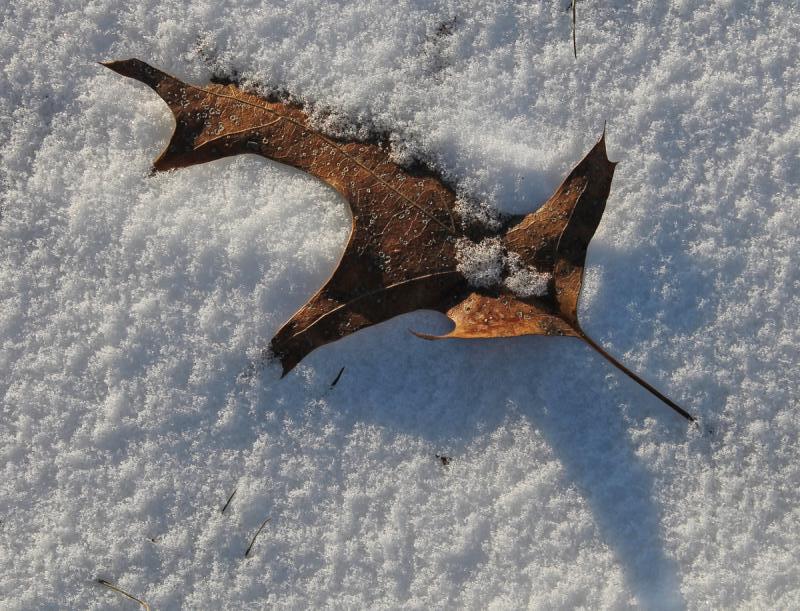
[579,333,697,424]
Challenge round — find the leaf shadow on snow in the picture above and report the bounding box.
[514,338,688,610]
[272,310,693,609]
[583,236,719,338]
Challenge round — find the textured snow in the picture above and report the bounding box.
[2,0,800,609]
[456,237,506,289]
[504,252,550,298]
[454,196,503,231]
[456,239,549,297]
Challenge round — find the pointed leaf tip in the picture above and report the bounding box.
[592,126,618,167]
[409,329,443,341]
[100,58,171,90]
[99,58,137,75]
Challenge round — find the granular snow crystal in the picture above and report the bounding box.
[455,237,506,289]
[456,238,550,297]
[503,252,550,298]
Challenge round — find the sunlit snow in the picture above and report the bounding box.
[1,1,799,609]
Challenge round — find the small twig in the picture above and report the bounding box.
[221,488,237,514]
[572,0,578,58]
[97,579,150,610]
[330,366,345,388]
[244,517,272,558]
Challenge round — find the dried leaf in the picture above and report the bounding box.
[104,59,696,423]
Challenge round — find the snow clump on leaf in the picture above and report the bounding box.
[503,252,550,297]
[455,237,506,288]
[456,239,550,297]
[454,196,502,231]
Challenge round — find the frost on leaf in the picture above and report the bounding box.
[455,237,505,288]
[388,133,422,167]
[504,252,550,297]
[454,196,502,231]
[456,239,550,297]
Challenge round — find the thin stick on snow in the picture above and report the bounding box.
[221,488,237,514]
[572,0,578,58]
[244,517,272,558]
[330,366,345,388]
[97,579,150,610]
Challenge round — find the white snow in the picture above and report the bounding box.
[2,1,800,609]
[456,239,550,297]
[454,195,503,231]
[503,252,550,298]
[456,237,506,289]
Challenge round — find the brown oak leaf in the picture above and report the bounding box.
[103,58,695,423]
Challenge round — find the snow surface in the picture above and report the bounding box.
[2,0,800,609]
